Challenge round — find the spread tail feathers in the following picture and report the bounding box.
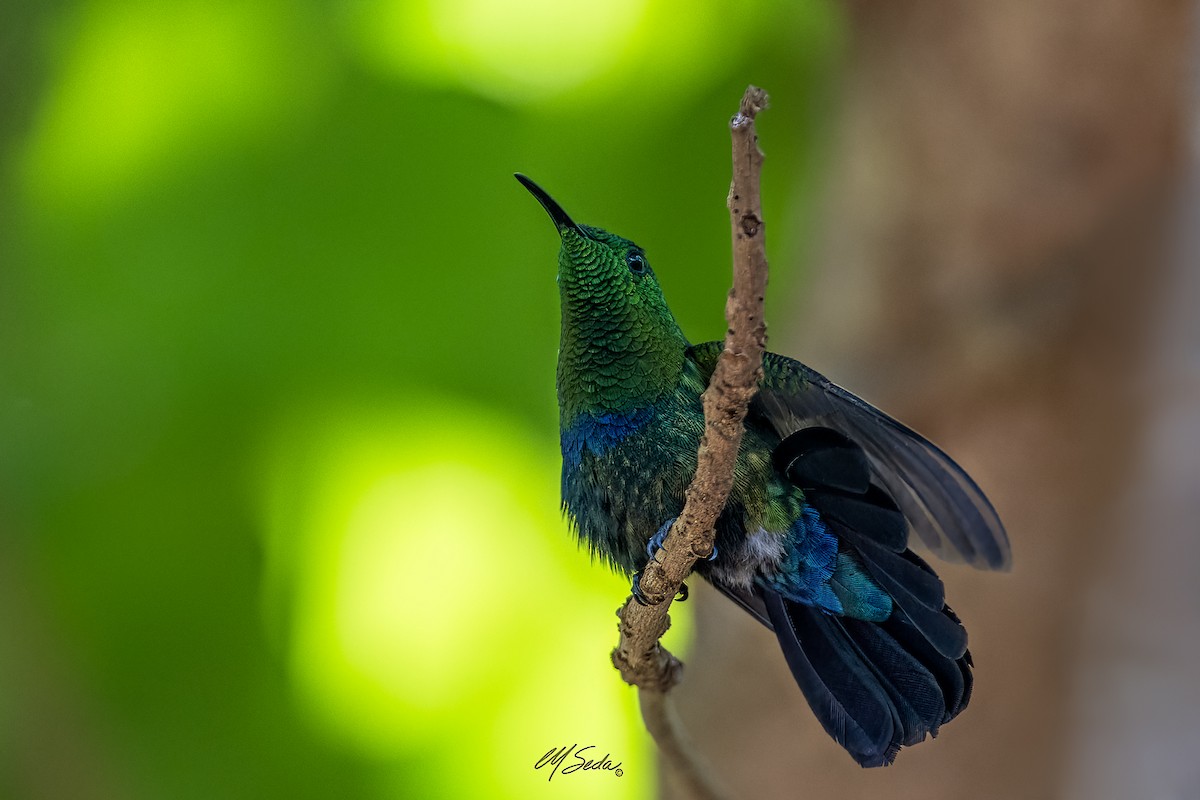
[711,424,976,766]
[761,586,973,767]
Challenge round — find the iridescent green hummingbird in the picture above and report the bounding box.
[517,173,1009,767]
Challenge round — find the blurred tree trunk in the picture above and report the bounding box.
[670,3,1193,799]
[1062,41,1200,800]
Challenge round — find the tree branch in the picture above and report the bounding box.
[610,85,770,799]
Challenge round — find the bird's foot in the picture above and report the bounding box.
[645,518,676,558]
[630,571,691,605]
[633,518,715,605]
[645,518,720,563]
[631,570,649,605]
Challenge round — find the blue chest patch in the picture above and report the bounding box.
[560,405,656,472]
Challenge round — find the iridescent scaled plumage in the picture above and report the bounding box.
[553,220,888,619]
[519,173,1010,768]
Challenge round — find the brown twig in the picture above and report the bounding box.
[639,689,727,800]
[610,85,770,799]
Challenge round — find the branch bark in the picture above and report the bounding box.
[610,85,770,799]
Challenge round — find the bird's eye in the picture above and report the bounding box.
[626,253,647,274]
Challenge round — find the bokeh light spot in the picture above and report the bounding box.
[342,0,647,104]
[20,0,327,211]
[260,396,655,797]
[331,462,525,713]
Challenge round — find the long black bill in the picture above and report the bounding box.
[514,173,579,234]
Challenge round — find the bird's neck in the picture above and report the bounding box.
[556,305,688,428]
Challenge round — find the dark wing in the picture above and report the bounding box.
[709,420,976,767]
[687,342,1011,570]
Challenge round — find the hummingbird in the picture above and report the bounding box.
[516,173,1010,767]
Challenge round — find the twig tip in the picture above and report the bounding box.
[739,86,770,118]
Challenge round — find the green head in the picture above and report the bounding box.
[516,174,688,423]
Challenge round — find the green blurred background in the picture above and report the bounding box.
[0,1,846,797]
[9,2,1199,798]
